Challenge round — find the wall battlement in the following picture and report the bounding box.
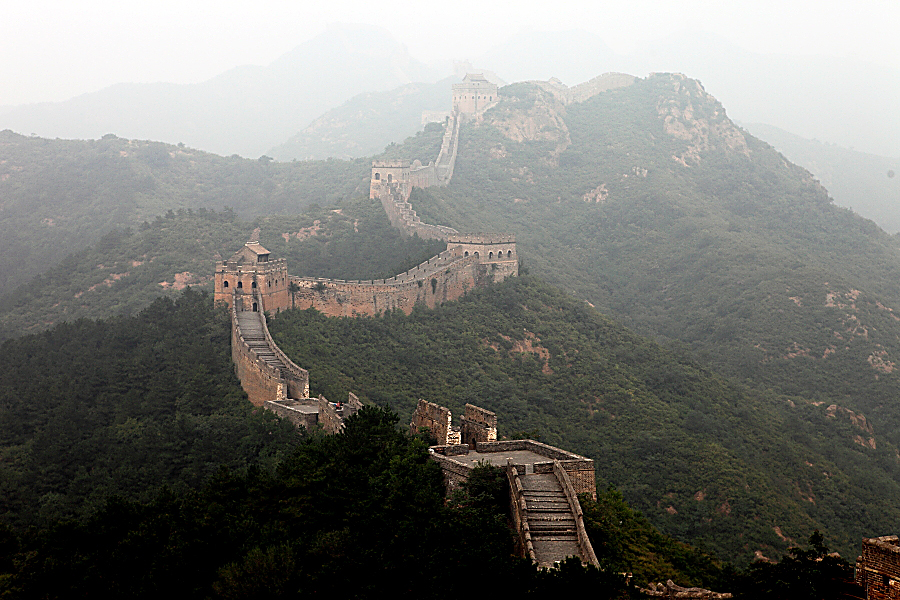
[220,75,516,434]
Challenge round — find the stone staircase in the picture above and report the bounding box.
[236,310,288,375]
[519,472,582,566]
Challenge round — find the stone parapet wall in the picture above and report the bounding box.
[857,535,900,599]
[460,403,497,446]
[429,450,472,495]
[410,399,454,444]
[289,253,510,318]
[231,307,283,408]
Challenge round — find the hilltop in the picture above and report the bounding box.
[406,73,900,460]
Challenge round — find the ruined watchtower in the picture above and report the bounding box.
[452,73,499,115]
[214,236,290,313]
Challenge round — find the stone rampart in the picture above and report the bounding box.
[230,291,309,408]
[472,439,596,499]
[289,250,515,318]
[265,399,319,430]
[460,403,497,446]
[410,399,456,444]
[857,535,900,599]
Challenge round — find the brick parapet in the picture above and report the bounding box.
[552,459,600,567]
[858,536,900,599]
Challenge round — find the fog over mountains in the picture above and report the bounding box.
[1,25,898,163]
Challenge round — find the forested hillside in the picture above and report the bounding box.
[0,130,370,289]
[407,73,900,493]
[269,275,900,563]
[0,290,298,528]
[0,195,442,341]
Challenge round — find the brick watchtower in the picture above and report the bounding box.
[214,237,290,313]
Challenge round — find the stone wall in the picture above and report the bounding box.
[410,399,455,444]
[289,250,516,317]
[265,398,319,430]
[857,535,900,599]
[231,307,285,408]
[472,439,596,499]
[230,295,309,407]
[428,451,472,496]
[460,403,497,446]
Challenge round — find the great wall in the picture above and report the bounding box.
[211,74,608,568]
[206,75,860,586]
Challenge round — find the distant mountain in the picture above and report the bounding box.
[268,78,456,161]
[0,25,445,158]
[745,122,900,233]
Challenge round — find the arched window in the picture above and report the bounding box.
[464,251,469,257]
[268,280,272,287]
[252,302,258,312]
[375,172,380,180]
[223,280,229,288]
[489,251,493,259]
[251,281,257,289]
[474,251,479,258]
[507,250,512,257]
[387,174,393,183]
[237,281,243,289]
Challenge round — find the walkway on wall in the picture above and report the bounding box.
[236,309,292,378]
[519,472,584,565]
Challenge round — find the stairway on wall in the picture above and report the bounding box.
[236,311,289,375]
[519,472,583,566]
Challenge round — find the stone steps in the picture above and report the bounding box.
[236,312,287,370]
[518,472,585,566]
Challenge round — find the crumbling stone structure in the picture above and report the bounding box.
[414,400,598,567]
[639,581,732,599]
[857,535,900,599]
[459,403,497,446]
[409,399,461,444]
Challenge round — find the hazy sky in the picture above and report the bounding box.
[4,0,898,106]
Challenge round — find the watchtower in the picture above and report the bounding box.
[452,73,499,115]
[214,236,290,313]
[369,159,411,199]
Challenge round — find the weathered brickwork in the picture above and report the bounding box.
[857,535,900,599]
[410,399,458,444]
[230,298,310,407]
[215,240,290,312]
[460,403,498,446]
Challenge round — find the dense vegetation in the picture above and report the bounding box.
[0,289,298,528]
[268,276,900,563]
[0,130,370,289]
[405,74,900,511]
[0,195,442,341]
